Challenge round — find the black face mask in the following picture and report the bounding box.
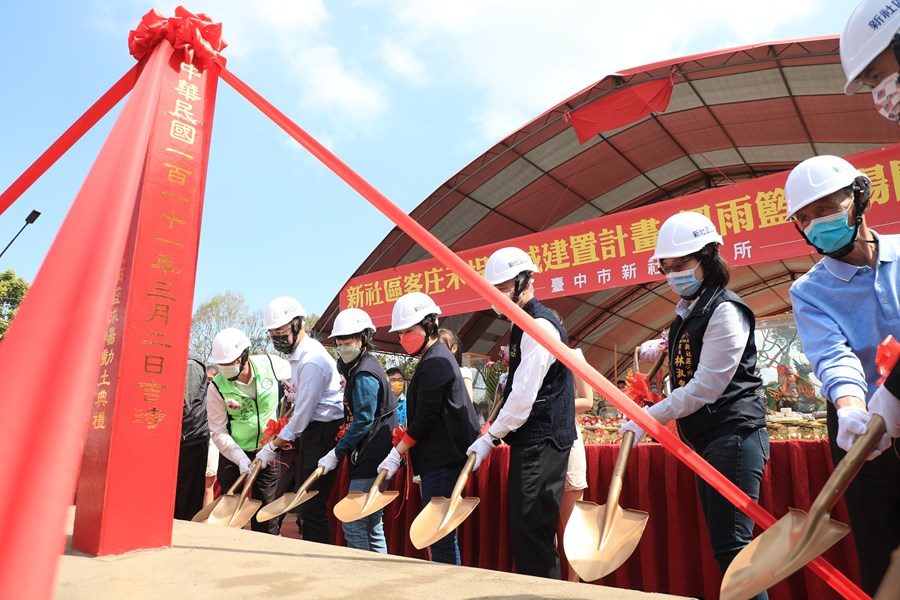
[271,335,294,354]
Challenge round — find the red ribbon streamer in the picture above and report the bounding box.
[128,6,226,69]
[623,371,664,407]
[875,335,900,386]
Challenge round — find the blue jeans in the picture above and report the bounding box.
[695,427,770,600]
[419,464,463,565]
[341,477,387,553]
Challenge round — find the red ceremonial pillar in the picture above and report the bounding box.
[71,40,220,555]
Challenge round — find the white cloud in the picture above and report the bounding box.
[378,38,428,84]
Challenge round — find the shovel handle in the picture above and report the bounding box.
[372,469,389,492]
[451,453,477,500]
[606,430,635,508]
[224,470,248,496]
[233,459,262,511]
[647,350,667,380]
[808,414,886,520]
[487,395,506,424]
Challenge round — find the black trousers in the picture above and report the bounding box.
[291,418,344,544]
[217,448,281,535]
[508,440,570,579]
[827,401,900,595]
[174,441,208,521]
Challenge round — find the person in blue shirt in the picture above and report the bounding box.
[386,367,407,428]
[316,308,397,552]
[785,154,899,595]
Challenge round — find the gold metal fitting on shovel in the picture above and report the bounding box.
[409,453,480,550]
[720,414,887,600]
[333,469,398,523]
[256,465,325,523]
[564,429,648,581]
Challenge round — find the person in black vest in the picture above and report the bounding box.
[317,308,397,552]
[174,351,210,520]
[467,246,577,579]
[619,212,769,600]
[378,292,479,565]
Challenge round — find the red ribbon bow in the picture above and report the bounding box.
[391,426,407,447]
[623,372,664,407]
[262,417,292,450]
[128,6,227,69]
[875,335,900,386]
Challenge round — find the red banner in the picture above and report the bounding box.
[342,144,900,327]
[72,43,220,555]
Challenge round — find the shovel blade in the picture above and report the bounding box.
[256,490,319,522]
[207,496,242,527]
[409,496,480,550]
[192,497,223,523]
[564,500,649,582]
[333,490,399,523]
[720,508,850,600]
[228,499,263,529]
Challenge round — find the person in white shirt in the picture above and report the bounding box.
[206,328,292,535]
[256,296,345,544]
[466,246,577,579]
[620,212,769,600]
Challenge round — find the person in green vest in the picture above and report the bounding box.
[206,327,292,535]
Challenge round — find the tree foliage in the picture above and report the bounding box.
[190,291,268,362]
[0,269,29,339]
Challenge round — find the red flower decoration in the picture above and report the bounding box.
[261,417,288,445]
[623,372,664,407]
[128,6,227,69]
[876,335,900,386]
[336,423,349,441]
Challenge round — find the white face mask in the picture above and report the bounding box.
[336,344,361,363]
[873,72,900,122]
[217,363,241,380]
[491,290,514,316]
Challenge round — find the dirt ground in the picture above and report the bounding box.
[56,509,688,600]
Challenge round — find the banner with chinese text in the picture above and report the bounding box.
[342,144,900,327]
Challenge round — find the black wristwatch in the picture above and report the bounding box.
[488,433,503,447]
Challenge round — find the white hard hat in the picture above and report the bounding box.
[484,247,540,285]
[330,308,376,338]
[210,328,251,364]
[652,212,723,260]
[264,296,307,329]
[389,292,441,332]
[841,0,900,94]
[784,155,867,219]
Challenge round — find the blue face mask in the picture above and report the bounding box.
[666,263,703,297]
[803,210,855,254]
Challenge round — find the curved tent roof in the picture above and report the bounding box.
[318,35,900,380]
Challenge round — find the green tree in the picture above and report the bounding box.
[0,269,29,339]
[190,291,268,362]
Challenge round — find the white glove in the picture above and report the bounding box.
[836,406,890,459]
[618,419,646,447]
[467,434,495,471]
[238,456,252,476]
[256,441,278,468]
[317,449,340,474]
[869,385,900,439]
[378,447,403,479]
[639,338,667,362]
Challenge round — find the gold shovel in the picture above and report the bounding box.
[333,469,398,523]
[564,429,649,581]
[207,460,262,527]
[256,465,325,523]
[192,470,249,524]
[720,414,886,600]
[409,452,480,550]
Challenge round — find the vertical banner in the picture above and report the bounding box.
[72,44,220,555]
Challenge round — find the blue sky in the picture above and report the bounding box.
[0,0,853,318]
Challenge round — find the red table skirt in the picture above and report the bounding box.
[327,439,860,599]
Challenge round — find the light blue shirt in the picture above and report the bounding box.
[789,232,900,405]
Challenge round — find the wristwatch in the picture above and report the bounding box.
[488,432,503,447]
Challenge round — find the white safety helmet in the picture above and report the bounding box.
[484,247,540,285]
[784,155,868,219]
[652,212,723,260]
[389,292,441,332]
[330,308,376,338]
[264,296,307,329]
[841,0,900,94]
[210,328,251,364]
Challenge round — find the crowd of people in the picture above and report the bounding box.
[173,1,899,594]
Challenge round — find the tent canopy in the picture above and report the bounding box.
[319,35,900,380]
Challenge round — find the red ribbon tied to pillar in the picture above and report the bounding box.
[128,6,226,68]
[875,334,900,385]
